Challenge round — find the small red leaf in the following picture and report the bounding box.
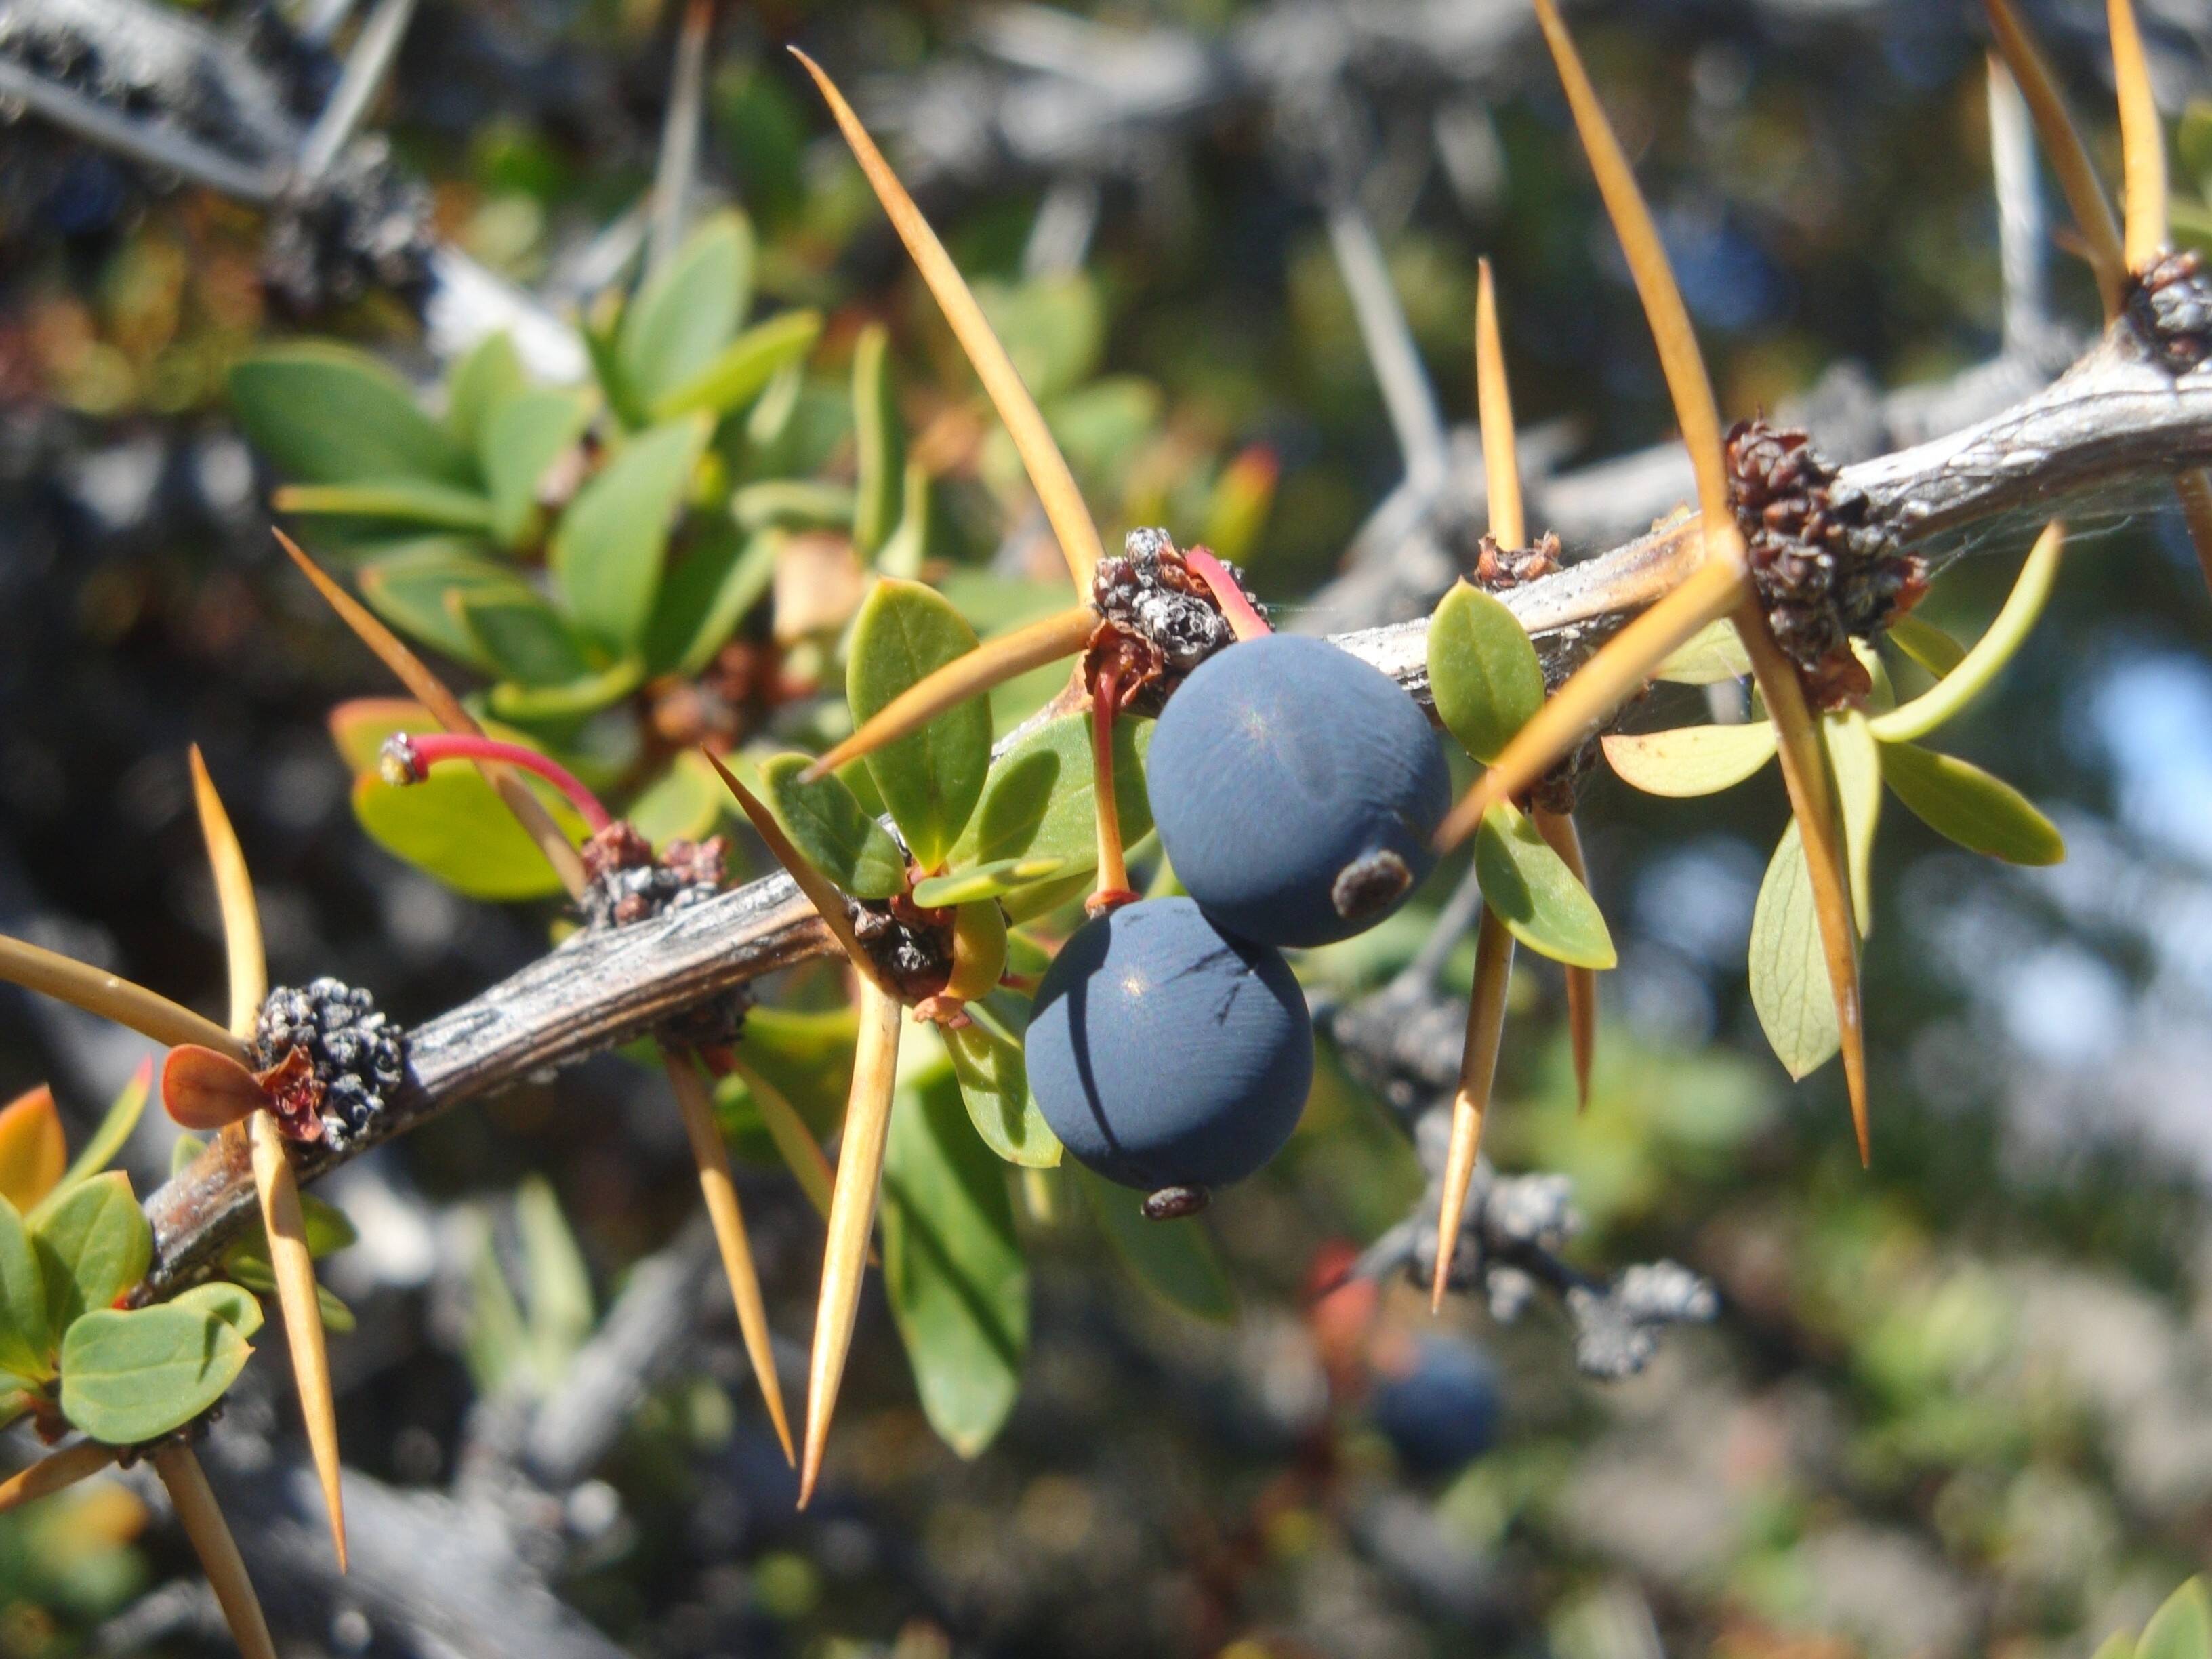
[162,1046,269,1131]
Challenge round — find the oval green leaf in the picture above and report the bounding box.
[352,763,587,900]
[851,323,905,558]
[1654,617,1753,684]
[881,1071,1029,1457]
[759,754,907,900]
[643,526,778,678]
[911,856,1068,909]
[58,1305,249,1446]
[954,713,1152,875]
[453,586,594,687]
[1885,612,1967,679]
[945,1003,1061,1169]
[2138,1578,2212,1659]
[618,211,754,413]
[1748,820,1840,1081]
[0,1197,51,1381]
[626,749,724,847]
[230,344,476,486]
[847,579,994,869]
[1824,710,1883,931]
[1870,523,2063,743]
[169,1282,264,1340]
[1878,742,2064,866]
[275,480,497,533]
[481,387,597,548]
[550,415,712,653]
[1427,581,1546,764]
[356,544,530,672]
[1473,801,1616,968]
[1601,721,1777,797]
[651,310,823,424]
[444,331,525,450]
[33,1172,150,1330]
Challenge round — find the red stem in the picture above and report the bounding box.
[1182,547,1273,640]
[1088,661,1136,912]
[383,733,613,832]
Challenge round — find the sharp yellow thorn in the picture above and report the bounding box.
[724,1052,836,1224]
[1432,907,1514,1313]
[0,935,244,1061]
[0,1440,117,1515]
[152,1444,279,1659]
[802,605,1097,783]
[699,750,888,993]
[1732,599,1869,1162]
[791,49,1106,591]
[799,975,903,1508]
[249,1111,346,1570]
[1530,0,1730,553]
[1533,806,1597,1111]
[274,531,588,900]
[2108,0,2167,272]
[1474,259,1525,550]
[2175,472,2212,595]
[664,1050,796,1465]
[1980,0,2127,315]
[188,749,268,1041]
[1435,556,1747,851]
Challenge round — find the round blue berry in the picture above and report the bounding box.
[1370,1336,1502,1475]
[1147,634,1449,948]
[1027,898,1313,1191]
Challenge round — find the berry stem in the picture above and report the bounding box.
[1181,547,1272,641]
[1088,658,1138,913]
[384,733,613,833]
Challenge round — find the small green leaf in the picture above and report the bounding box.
[486,659,644,722]
[1870,525,2063,743]
[59,1305,249,1445]
[642,526,777,678]
[481,388,596,548]
[618,211,754,413]
[1748,821,1839,1080]
[851,323,905,558]
[230,344,475,486]
[875,461,933,581]
[626,750,724,846]
[356,544,530,671]
[1072,1165,1235,1324]
[759,755,907,899]
[974,274,1101,403]
[551,416,712,653]
[516,1176,594,1373]
[32,1173,149,1330]
[352,762,588,900]
[1473,802,1616,969]
[445,332,526,450]
[276,480,497,533]
[2139,1578,2212,1659]
[945,995,1061,1168]
[1885,613,1967,679]
[881,1071,1028,1457]
[2093,1635,2139,1659]
[1654,617,1752,684]
[911,856,1067,909]
[1427,582,1545,764]
[731,478,855,532]
[35,1065,150,1221]
[454,586,594,687]
[651,310,821,424]
[955,714,1152,874]
[0,1197,52,1381]
[1824,710,1883,930]
[1879,742,2064,866]
[847,579,994,869]
[1601,722,1777,797]
[169,1283,263,1340]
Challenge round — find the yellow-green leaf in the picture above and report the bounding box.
[650,310,823,424]
[1748,821,1839,1080]
[35,1063,150,1221]
[1824,710,1883,930]
[1879,743,2064,866]
[852,323,905,558]
[1427,582,1546,765]
[1654,617,1752,684]
[33,1172,149,1329]
[275,479,496,533]
[454,586,593,687]
[444,331,525,450]
[847,578,994,869]
[480,387,596,548]
[1601,721,1776,797]
[953,713,1151,874]
[170,1282,264,1340]
[351,763,587,901]
[1473,801,1616,968]
[58,1305,249,1445]
[550,416,712,653]
[1871,523,2063,744]
[945,994,1061,1168]
[2139,1578,2212,1659]
[618,211,754,414]
[1885,612,1967,679]
[911,856,1067,909]
[230,344,476,486]
[356,544,529,672]
[643,526,778,678]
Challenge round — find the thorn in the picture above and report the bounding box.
[1432,907,1513,1313]
[2107,0,2167,272]
[1474,258,1525,550]
[1090,656,1132,907]
[1433,556,1746,851]
[249,1112,346,1570]
[1532,807,1597,1110]
[0,1440,117,1515]
[791,49,1107,591]
[187,748,268,1040]
[273,531,588,900]
[663,1050,795,1465]
[152,1444,279,1659]
[1980,0,2127,316]
[1180,548,1272,640]
[698,749,890,991]
[0,935,244,1062]
[799,975,903,1508]
[801,605,1097,783]
[161,1046,269,1131]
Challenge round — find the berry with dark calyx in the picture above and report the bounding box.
[1368,1334,1502,1477]
[252,977,407,1149]
[1027,898,1313,1193]
[1147,634,1450,948]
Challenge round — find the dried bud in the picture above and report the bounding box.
[1091,528,1264,708]
[253,977,407,1149]
[579,826,729,930]
[377,734,424,788]
[2127,250,2212,375]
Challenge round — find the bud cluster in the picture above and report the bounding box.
[1092,528,1264,697]
[579,822,730,930]
[253,978,407,1149]
[2128,250,2212,375]
[1727,419,1924,708]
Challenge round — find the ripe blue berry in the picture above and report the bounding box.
[1370,1336,1502,1476]
[1027,898,1313,1192]
[1147,634,1449,948]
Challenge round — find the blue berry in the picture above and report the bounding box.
[1027,898,1313,1192]
[1147,634,1449,948]
[1370,1336,1502,1476]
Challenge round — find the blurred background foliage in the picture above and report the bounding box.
[4,0,2212,1655]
